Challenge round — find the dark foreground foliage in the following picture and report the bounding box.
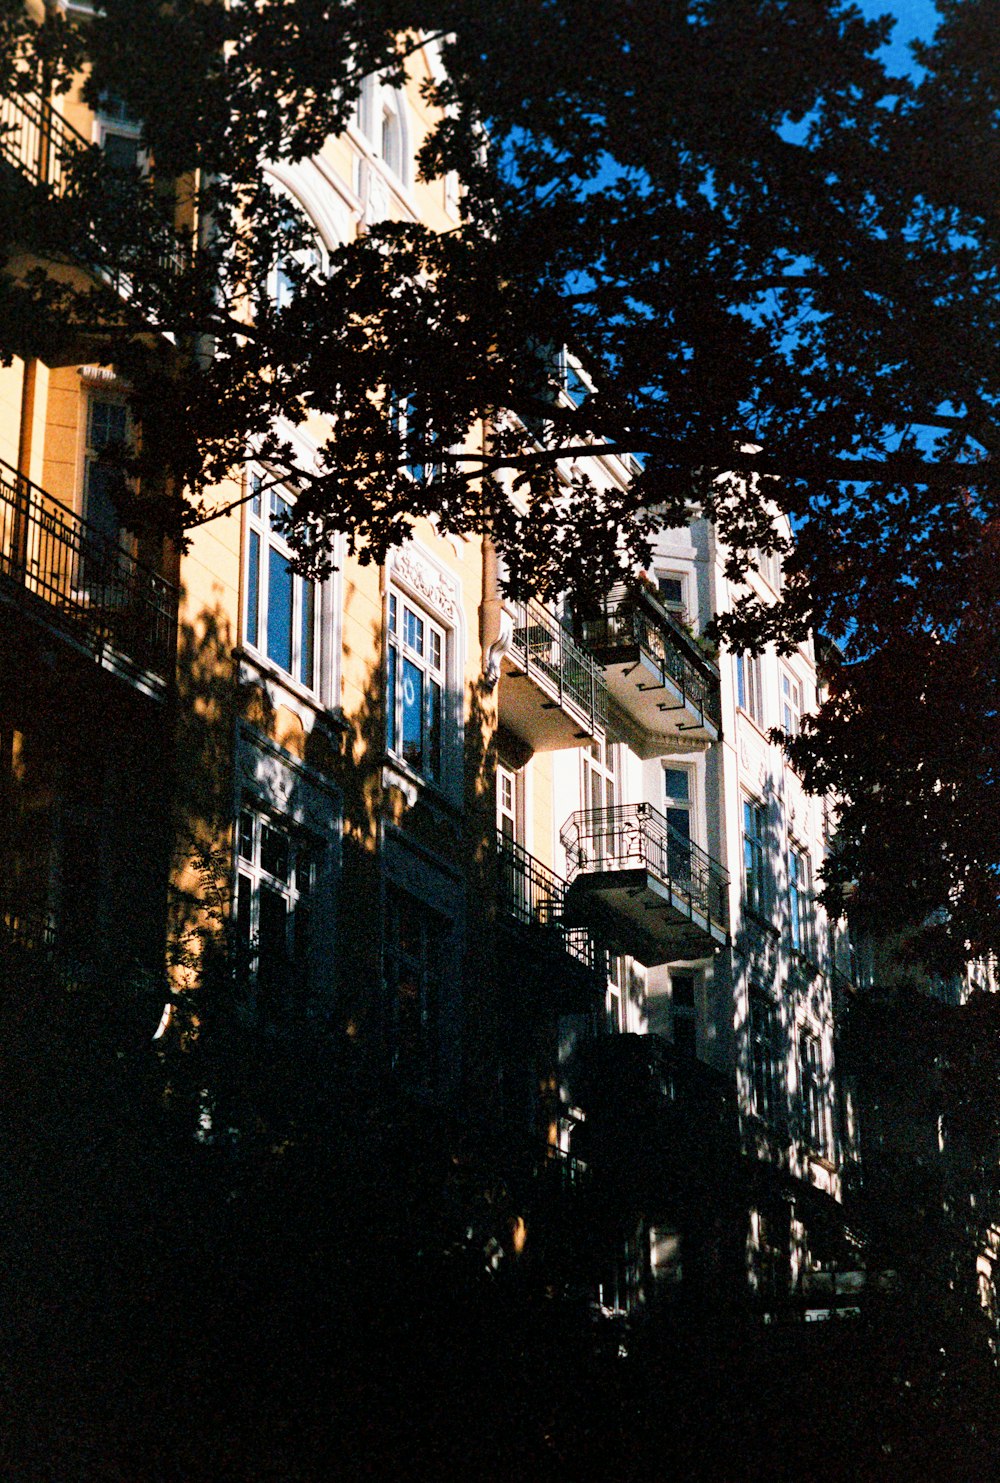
[4,955,1000,1483]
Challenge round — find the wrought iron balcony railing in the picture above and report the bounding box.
[0,87,188,287]
[0,457,177,682]
[507,597,609,735]
[496,829,600,977]
[560,802,730,934]
[0,894,83,992]
[575,587,722,733]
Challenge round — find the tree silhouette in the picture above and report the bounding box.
[3,0,998,953]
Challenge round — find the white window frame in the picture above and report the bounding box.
[244,470,320,694]
[781,668,803,737]
[235,801,322,1018]
[736,652,765,727]
[788,841,815,960]
[81,392,132,549]
[798,1028,829,1156]
[749,989,782,1126]
[386,587,448,787]
[655,570,688,622]
[496,762,522,843]
[742,793,768,917]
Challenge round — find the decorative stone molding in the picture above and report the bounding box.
[483,608,514,690]
[389,543,461,625]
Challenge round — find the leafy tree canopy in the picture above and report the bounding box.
[2,0,999,962]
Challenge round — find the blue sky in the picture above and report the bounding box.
[853,0,940,75]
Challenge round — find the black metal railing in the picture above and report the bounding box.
[0,457,176,681]
[575,587,722,732]
[560,802,730,933]
[508,597,609,734]
[496,830,599,975]
[0,895,83,992]
[0,87,188,286]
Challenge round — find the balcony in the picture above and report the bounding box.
[499,598,608,753]
[0,87,187,331]
[560,803,729,965]
[574,587,721,755]
[0,458,177,688]
[496,830,606,1013]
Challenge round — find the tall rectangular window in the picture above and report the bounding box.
[84,397,130,547]
[245,473,318,690]
[664,765,693,885]
[742,796,768,916]
[736,653,764,726]
[750,992,782,1125]
[385,889,447,1092]
[671,969,697,1058]
[386,590,446,784]
[236,803,321,1021]
[789,844,814,958]
[799,1030,828,1155]
[781,670,803,736]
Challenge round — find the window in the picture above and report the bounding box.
[799,1030,828,1155]
[742,796,768,916]
[83,396,130,547]
[736,653,764,727]
[750,992,782,1124]
[671,970,697,1058]
[664,766,694,885]
[754,547,782,592]
[582,736,618,864]
[245,473,317,689]
[788,844,814,959]
[236,803,321,1021]
[97,93,143,178]
[386,590,445,783]
[781,670,803,737]
[497,763,520,842]
[607,950,627,1033]
[385,889,447,1092]
[271,205,323,311]
[656,572,687,620]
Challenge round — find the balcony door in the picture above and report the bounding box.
[582,737,619,866]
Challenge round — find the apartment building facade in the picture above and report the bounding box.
[0,19,855,1321]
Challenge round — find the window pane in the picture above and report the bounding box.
[402,657,423,768]
[238,809,255,862]
[665,768,690,802]
[403,607,424,656]
[387,643,397,751]
[389,592,397,633]
[267,547,294,672]
[251,474,262,517]
[247,530,260,646]
[257,884,289,1017]
[428,679,442,781]
[260,821,290,882]
[672,971,696,1009]
[430,629,442,672]
[300,577,315,689]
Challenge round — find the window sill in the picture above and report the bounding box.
[735,705,770,743]
[741,907,780,939]
[237,647,346,732]
[382,753,463,817]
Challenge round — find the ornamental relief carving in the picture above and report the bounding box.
[391,545,460,624]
